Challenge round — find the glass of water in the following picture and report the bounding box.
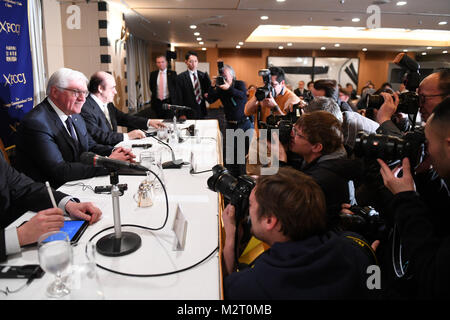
[38,231,72,298]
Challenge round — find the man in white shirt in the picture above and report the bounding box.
[81,71,165,146]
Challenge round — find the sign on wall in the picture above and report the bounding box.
[0,0,34,148]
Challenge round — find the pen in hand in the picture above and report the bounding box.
[45,181,57,208]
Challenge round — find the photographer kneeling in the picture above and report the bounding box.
[377,98,450,298]
[208,63,253,176]
[222,167,375,300]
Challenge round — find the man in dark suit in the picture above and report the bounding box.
[15,68,135,189]
[294,80,310,99]
[81,71,165,146]
[176,51,211,119]
[1,152,102,262]
[149,55,178,119]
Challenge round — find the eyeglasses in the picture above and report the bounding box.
[57,86,89,98]
[292,127,309,141]
[418,93,446,104]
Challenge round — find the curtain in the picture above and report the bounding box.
[126,34,150,112]
[28,0,46,105]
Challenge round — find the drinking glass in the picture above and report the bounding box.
[38,231,72,298]
[157,127,169,141]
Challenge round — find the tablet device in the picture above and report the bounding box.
[20,220,89,245]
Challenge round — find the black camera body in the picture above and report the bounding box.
[354,129,425,168]
[255,69,276,101]
[207,164,256,222]
[216,61,225,86]
[340,205,387,243]
[366,91,419,114]
[258,104,302,145]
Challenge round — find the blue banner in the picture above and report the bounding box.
[0,0,34,148]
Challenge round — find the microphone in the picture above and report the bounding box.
[162,103,191,111]
[148,136,184,169]
[80,152,148,172]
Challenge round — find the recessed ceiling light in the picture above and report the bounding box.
[236,45,241,49]
[287,42,292,46]
[421,52,427,55]
[194,32,200,36]
[199,41,204,45]
[196,37,202,41]
[190,25,197,29]
[352,18,360,22]
[443,50,448,54]
[320,46,326,50]
[403,49,408,52]
[238,42,244,45]
[438,21,448,25]
[362,48,368,51]
[276,0,286,2]
[426,46,432,49]
[396,1,407,6]
[202,48,207,51]
[260,16,269,20]
[278,46,284,49]
[334,43,340,47]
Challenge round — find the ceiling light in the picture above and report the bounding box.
[396,1,407,6]
[278,46,284,49]
[196,37,202,41]
[238,42,244,45]
[202,48,207,51]
[276,0,286,2]
[443,50,448,54]
[320,46,326,50]
[260,16,269,20]
[334,43,340,47]
[438,21,448,25]
[421,52,427,55]
[403,49,408,52]
[362,48,368,51]
[352,18,360,22]
[236,45,241,49]
[199,41,204,45]
[287,42,292,46]
[426,46,432,49]
[194,32,200,36]
[190,25,197,29]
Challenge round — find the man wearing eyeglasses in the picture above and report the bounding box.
[15,68,135,189]
[376,69,450,136]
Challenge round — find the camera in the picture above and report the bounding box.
[353,130,425,168]
[207,164,256,222]
[216,61,225,86]
[258,104,302,145]
[340,205,387,243]
[255,69,276,101]
[366,91,419,114]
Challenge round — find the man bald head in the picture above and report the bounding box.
[88,71,117,104]
[418,70,450,122]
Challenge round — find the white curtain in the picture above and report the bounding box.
[126,34,150,112]
[29,0,46,105]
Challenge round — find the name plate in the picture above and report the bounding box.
[172,204,188,251]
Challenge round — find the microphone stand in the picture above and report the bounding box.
[96,170,142,257]
[149,133,184,169]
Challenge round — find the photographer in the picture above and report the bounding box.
[377,98,450,298]
[222,167,375,299]
[311,79,353,112]
[208,63,253,176]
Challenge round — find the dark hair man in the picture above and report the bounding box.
[15,68,135,188]
[294,80,310,99]
[176,51,212,119]
[222,167,374,299]
[81,71,165,146]
[312,79,353,112]
[377,97,450,298]
[208,63,253,176]
[149,55,179,119]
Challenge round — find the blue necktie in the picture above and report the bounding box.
[65,116,78,143]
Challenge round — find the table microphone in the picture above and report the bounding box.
[162,103,191,111]
[80,152,148,172]
[148,136,184,169]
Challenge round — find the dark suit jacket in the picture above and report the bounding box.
[15,98,112,188]
[149,69,178,104]
[80,94,148,146]
[294,88,310,99]
[176,70,211,119]
[0,152,68,261]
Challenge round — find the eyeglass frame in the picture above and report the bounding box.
[292,126,310,142]
[56,86,89,98]
[418,93,447,104]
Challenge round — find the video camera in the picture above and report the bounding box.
[366,53,421,115]
[255,69,276,101]
[258,104,302,145]
[353,129,425,168]
[216,61,225,86]
[207,164,256,223]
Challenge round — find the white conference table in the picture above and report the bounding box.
[1,119,224,300]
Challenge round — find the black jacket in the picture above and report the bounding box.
[176,70,211,119]
[207,80,248,122]
[224,231,375,300]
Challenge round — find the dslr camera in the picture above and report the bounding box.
[216,61,226,86]
[207,164,256,223]
[366,53,421,115]
[354,129,425,168]
[255,69,276,101]
[340,205,387,244]
[258,104,302,145]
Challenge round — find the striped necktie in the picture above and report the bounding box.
[65,116,79,149]
[193,73,202,104]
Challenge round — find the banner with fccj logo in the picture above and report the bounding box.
[0,0,34,148]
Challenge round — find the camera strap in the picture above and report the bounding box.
[392,224,411,279]
[344,234,378,266]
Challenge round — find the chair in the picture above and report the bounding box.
[0,138,10,164]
